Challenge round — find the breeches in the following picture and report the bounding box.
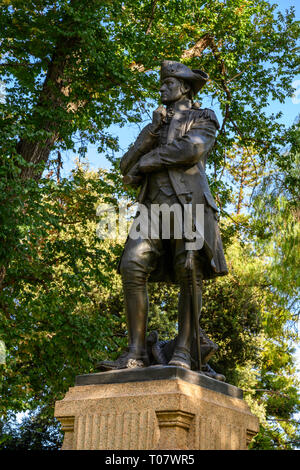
[119,235,203,290]
[120,194,204,291]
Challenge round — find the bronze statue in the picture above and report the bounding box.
[97,61,228,379]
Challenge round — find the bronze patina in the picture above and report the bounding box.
[97,61,228,380]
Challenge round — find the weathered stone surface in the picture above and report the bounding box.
[54,368,259,450]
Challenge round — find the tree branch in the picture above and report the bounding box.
[145,0,158,34]
[181,33,213,60]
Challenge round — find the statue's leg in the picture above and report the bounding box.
[119,237,161,363]
[120,268,149,359]
[169,245,203,369]
[96,236,160,371]
[177,274,203,352]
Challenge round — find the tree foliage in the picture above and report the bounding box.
[1,0,298,182]
[0,165,128,413]
[0,0,299,450]
[0,408,62,450]
[251,115,300,301]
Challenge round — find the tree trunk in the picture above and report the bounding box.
[17,33,81,180]
[0,29,81,290]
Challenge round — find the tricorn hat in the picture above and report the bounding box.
[160,60,208,95]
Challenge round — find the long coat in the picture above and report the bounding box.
[119,99,228,281]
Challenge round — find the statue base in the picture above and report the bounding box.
[54,366,259,450]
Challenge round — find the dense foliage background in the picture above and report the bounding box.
[0,0,299,449]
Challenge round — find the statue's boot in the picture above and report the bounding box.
[96,348,149,371]
[169,346,191,369]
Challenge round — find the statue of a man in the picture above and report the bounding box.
[98,61,228,372]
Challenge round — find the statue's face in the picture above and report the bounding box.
[160,77,186,104]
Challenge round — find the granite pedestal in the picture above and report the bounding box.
[54,366,259,450]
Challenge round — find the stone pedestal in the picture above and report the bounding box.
[54,366,259,450]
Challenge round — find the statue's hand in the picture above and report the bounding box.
[150,105,167,133]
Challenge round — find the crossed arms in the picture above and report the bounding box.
[120,115,217,184]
